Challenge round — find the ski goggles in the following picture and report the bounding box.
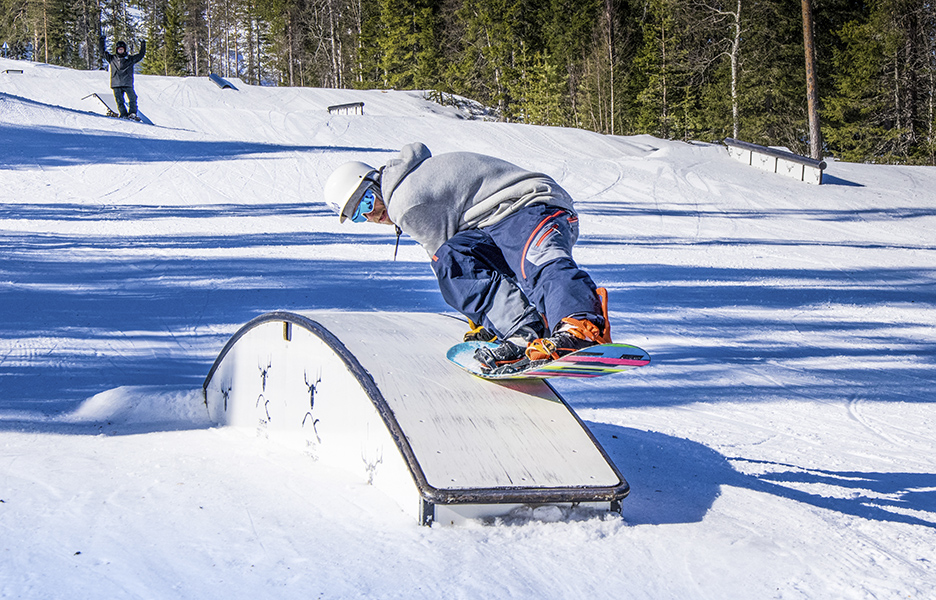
[351,188,377,223]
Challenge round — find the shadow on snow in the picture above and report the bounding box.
[0,229,441,411]
[591,424,936,529]
[0,122,395,169]
[1,221,933,411]
[0,202,335,221]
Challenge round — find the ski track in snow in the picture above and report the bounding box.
[2,58,936,599]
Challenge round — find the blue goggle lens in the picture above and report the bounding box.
[351,189,376,223]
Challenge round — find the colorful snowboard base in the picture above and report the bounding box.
[447,341,651,380]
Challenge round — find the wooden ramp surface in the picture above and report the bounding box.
[203,311,627,524]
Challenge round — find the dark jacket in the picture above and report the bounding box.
[99,38,146,89]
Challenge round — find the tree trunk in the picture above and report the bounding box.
[730,0,742,139]
[207,0,213,74]
[801,0,822,159]
[43,0,49,63]
[288,10,295,86]
[329,0,342,88]
[605,0,615,135]
[661,21,668,138]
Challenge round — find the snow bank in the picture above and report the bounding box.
[63,386,211,431]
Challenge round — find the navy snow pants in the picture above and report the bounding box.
[430,203,603,340]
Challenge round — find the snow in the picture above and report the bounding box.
[2,58,935,598]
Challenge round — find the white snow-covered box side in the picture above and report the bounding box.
[776,157,804,181]
[203,314,419,519]
[203,311,629,525]
[727,144,752,165]
[802,163,823,185]
[752,151,777,173]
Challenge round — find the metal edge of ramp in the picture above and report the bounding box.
[203,311,629,524]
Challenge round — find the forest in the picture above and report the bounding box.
[2,0,935,164]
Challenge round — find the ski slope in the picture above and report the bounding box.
[2,58,935,598]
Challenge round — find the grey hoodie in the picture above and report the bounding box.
[381,143,575,255]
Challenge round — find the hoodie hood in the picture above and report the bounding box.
[380,142,432,204]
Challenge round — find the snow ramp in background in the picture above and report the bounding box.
[203,311,629,525]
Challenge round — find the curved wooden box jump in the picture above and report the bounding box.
[203,311,629,525]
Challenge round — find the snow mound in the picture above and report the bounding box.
[63,386,211,429]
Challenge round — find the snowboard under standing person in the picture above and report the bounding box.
[99,35,146,119]
[324,142,612,374]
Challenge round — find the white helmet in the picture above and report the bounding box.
[324,161,379,223]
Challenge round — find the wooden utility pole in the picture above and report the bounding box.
[801,0,822,159]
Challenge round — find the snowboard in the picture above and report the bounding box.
[81,93,152,124]
[447,340,651,380]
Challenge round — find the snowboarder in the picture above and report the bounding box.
[99,35,146,119]
[324,142,611,373]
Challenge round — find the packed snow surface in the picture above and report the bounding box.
[2,59,935,599]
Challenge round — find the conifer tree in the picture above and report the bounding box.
[377,0,441,89]
[353,0,384,87]
[101,0,137,45]
[163,0,189,75]
[141,0,167,75]
[733,0,806,152]
[575,0,638,135]
[448,0,535,119]
[75,0,102,69]
[535,0,601,128]
[184,0,209,77]
[823,0,934,162]
[632,0,688,138]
